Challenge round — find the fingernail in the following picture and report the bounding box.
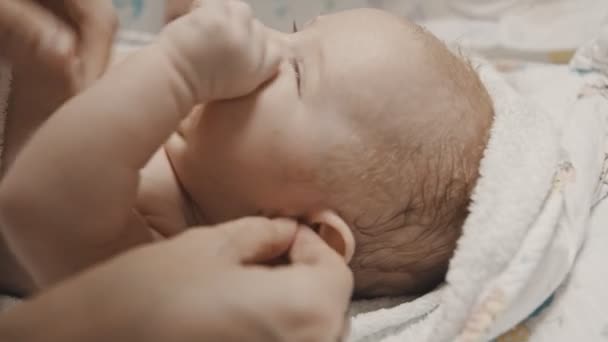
[41,30,74,62]
[54,32,75,57]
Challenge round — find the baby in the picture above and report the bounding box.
[0,2,492,298]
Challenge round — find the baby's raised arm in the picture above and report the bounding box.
[0,0,281,287]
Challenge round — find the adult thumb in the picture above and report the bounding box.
[215,217,298,264]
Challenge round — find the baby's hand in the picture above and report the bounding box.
[160,0,282,102]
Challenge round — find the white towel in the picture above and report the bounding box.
[447,0,531,20]
[0,62,11,174]
[571,20,608,76]
[349,59,608,341]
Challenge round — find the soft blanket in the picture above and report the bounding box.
[349,56,608,341]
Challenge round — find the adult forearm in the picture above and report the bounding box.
[0,281,106,342]
[0,264,153,342]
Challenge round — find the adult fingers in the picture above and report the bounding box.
[290,228,347,267]
[230,229,353,341]
[289,228,354,300]
[257,229,354,342]
[212,217,298,263]
[64,0,118,85]
[0,0,75,71]
[166,0,195,22]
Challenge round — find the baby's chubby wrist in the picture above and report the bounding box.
[156,15,235,105]
[154,41,202,113]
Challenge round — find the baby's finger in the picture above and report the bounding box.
[0,0,75,70]
[166,0,196,22]
[254,23,283,83]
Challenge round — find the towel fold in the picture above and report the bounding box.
[570,19,608,75]
[349,58,608,341]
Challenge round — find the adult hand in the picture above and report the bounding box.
[0,0,117,88]
[0,217,354,342]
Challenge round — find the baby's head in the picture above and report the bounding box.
[172,8,493,297]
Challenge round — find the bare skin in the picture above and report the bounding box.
[0,218,354,342]
[0,3,491,297]
[166,0,196,22]
[0,0,283,287]
[0,0,117,295]
[0,5,354,339]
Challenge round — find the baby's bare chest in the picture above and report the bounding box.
[136,142,193,237]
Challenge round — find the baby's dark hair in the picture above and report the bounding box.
[316,22,493,298]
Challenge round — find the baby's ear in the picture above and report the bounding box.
[308,210,355,263]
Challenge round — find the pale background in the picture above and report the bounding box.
[245,0,431,31]
[244,0,608,62]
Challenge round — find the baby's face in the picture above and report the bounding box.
[169,8,492,297]
[172,9,417,224]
